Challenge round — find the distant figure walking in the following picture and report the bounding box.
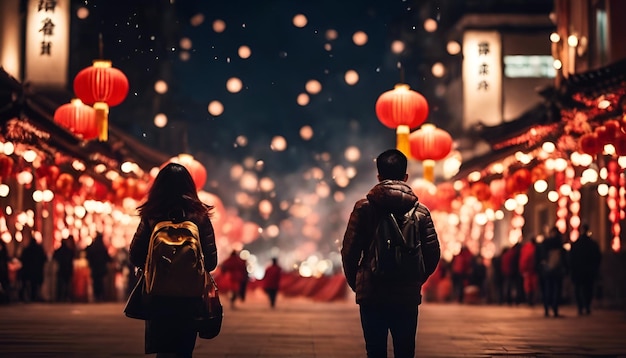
[570,224,602,315]
[537,227,567,317]
[53,235,76,302]
[19,229,47,303]
[519,236,539,306]
[451,245,473,303]
[85,233,111,302]
[220,250,248,308]
[262,257,282,308]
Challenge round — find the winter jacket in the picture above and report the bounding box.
[341,180,441,306]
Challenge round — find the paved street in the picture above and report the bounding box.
[1,290,625,357]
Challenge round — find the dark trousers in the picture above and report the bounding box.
[451,273,466,303]
[56,275,72,302]
[541,274,562,316]
[574,279,595,314]
[92,275,105,302]
[359,304,418,358]
[265,288,278,307]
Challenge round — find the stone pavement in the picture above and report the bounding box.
[0,289,625,357]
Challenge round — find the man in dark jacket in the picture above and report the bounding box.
[341,149,441,358]
[569,224,601,315]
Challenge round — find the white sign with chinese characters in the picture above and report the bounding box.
[462,30,503,129]
[25,0,70,88]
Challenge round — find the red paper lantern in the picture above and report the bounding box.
[604,120,621,139]
[0,154,14,179]
[375,84,429,158]
[163,154,207,191]
[506,168,532,195]
[54,99,98,140]
[73,60,129,141]
[595,125,610,146]
[409,124,453,161]
[471,182,491,202]
[409,124,453,182]
[579,132,600,156]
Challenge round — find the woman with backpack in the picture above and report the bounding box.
[129,163,218,357]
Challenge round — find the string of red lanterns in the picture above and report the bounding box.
[73,60,129,141]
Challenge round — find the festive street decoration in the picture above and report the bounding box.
[73,60,129,141]
[375,84,429,158]
[53,99,98,140]
[409,124,453,182]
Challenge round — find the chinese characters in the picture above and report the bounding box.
[37,0,58,55]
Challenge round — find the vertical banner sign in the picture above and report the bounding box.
[462,31,502,129]
[25,0,70,88]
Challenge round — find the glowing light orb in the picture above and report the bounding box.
[238,45,251,59]
[226,77,243,93]
[77,7,89,19]
[154,80,168,94]
[297,93,310,106]
[424,18,438,32]
[154,113,167,128]
[179,37,192,50]
[344,70,359,85]
[305,80,322,94]
[344,146,360,162]
[208,100,224,116]
[325,29,338,40]
[352,31,368,46]
[271,136,287,151]
[431,62,445,77]
[447,41,461,55]
[292,14,307,28]
[190,13,205,27]
[300,125,313,140]
[391,40,405,54]
[213,19,226,33]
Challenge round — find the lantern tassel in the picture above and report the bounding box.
[93,102,109,141]
[423,159,435,183]
[396,125,412,160]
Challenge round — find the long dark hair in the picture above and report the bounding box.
[137,163,211,219]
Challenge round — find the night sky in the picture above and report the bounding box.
[68,0,551,272]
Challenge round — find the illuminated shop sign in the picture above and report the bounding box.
[504,56,556,78]
[25,0,70,87]
[462,30,503,128]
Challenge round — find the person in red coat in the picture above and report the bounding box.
[262,257,282,308]
[220,250,248,308]
[519,236,539,306]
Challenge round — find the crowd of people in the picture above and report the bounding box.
[0,228,284,309]
[0,229,119,304]
[425,224,603,317]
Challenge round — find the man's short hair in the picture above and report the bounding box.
[376,149,407,180]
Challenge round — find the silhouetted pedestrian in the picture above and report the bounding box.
[85,232,111,302]
[502,242,522,305]
[262,257,282,308]
[0,239,9,303]
[451,245,473,303]
[53,235,76,302]
[570,224,602,315]
[220,250,248,308]
[519,236,539,306]
[19,229,47,303]
[537,226,567,317]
